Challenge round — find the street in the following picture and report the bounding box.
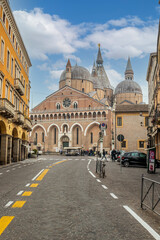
[0,155,160,240]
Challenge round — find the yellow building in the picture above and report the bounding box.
[146,23,160,160]
[0,0,32,165]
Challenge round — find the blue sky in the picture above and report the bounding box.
[9,0,160,108]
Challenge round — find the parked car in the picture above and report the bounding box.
[121,152,147,167]
[117,150,125,162]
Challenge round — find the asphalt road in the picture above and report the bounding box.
[0,155,159,240]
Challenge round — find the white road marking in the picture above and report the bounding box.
[123,205,160,240]
[96,179,101,183]
[102,185,108,189]
[81,159,85,160]
[0,173,3,175]
[5,201,14,208]
[75,159,79,160]
[110,193,118,199]
[17,191,24,196]
[32,169,44,181]
[25,183,30,187]
[24,165,26,167]
[12,168,15,170]
[89,171,96,178]
[6,170,10,172]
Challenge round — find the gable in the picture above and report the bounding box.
[32,86,107,112]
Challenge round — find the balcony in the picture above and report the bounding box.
[14,78,25,96]
[0,98,15,118]
[13,111,25,125]
[23,117,32,131]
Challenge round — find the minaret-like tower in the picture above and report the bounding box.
[65,59,71,86]
[125,57,134,80]
[96,43,103,67]
[91,61,97,77]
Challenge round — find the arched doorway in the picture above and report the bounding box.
[12,128,19,162]
[0,120,7,164]
[61,136,69,148]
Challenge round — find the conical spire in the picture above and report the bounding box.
[125,57,134,80]
[66,59,71,68]
[91,60,97,77]
[125,57,133,72]
[96,44,103,65]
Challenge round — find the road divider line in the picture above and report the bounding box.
[5,201,14,208]
[110,193,118,199]
[89,171,96,178]
[17,191,24,196]
[22,191,32,196]
[25,183,30,187]
[0,173,2,175]
[30,183,38,188]
[96,179,101,183]
[102,185,108,189]
[36,169,49,181]
[32,169,44,181]
[12,201,26,208]
[6,170,10,172]
[0,216,14,236]
[123,205,160,240]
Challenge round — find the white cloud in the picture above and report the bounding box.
[85,24,158,59]
[106,69,123,88]
[13,8,158,61]
[13,8,81,60]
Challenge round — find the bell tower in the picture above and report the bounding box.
[65,59,71,86]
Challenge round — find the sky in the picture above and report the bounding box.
[9,0,160,108]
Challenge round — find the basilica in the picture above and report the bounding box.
[30,46,148,153]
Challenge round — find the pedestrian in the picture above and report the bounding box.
[102,149,107,160]
[111,149,116,161]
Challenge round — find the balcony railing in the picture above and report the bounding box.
[0,98,15,118]
[23,117,32,131]
[30,106,109,114]
[14,78,25,96]
[13,111,25,125]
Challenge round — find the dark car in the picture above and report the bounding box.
[121,152,147,167]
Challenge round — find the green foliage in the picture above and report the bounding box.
[33,149,37,154]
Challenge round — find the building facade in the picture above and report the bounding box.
[30,46,113,153]
[113,58,148,153]
[146,23,160,160]
[0,0,32,165]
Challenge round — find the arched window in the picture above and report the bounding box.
[42,132,44,142]
[74,102,78,109]
[54,128,56,144]
[57,103,60,110]
[91,132,93,144]
[34,133,37,145]
[77,128,79,145]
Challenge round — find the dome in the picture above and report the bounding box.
[60,65,92,82]
[115,80,142,95]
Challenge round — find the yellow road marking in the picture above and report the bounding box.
[36,169,49,181]
[0,216,14,236]
[12,201,26,208]
[30,183,38,188]
[22,191,32,196]
[52,160,68,167]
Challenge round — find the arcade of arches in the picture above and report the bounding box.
[30,117,111,153]
[0,119,29,165]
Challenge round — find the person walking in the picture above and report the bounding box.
[102,149,107,160]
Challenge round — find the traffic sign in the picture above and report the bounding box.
[117,134,124,142]
[101,123,107,130]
